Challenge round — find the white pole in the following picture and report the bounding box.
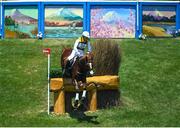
[43,48,51,115]
[0,0,2,30]
[47,53,50,115]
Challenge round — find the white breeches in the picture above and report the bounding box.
[67,50,84,60]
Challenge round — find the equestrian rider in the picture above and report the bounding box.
[65,31,93,75]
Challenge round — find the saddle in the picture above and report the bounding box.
[68,57,77,69]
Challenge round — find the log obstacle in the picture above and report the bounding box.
[50,75,120,115]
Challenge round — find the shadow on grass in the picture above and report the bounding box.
[69,109,100,125]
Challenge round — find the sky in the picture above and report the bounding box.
[91,7,135,22]
[5,6,38,19]
[45,7,83,18]
[143,6,176,18]
[5,6,83,19]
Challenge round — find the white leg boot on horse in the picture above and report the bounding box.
[81,89,86,101]
[82,83,87,100]
[72,79,81,109]
[75,93,79,101]
[82,89,86,98]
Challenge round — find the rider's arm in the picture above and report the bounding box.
[87,41,92,52]
[73,39,79,52]
[73,39,80,56]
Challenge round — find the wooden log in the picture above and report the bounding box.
[50,75,119,92]
[54,89,65,115]
[88,87,97,112]
[50,78,63,91]
[50,75,120,114]
[87,75,119,87]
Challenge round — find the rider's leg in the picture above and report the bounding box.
[66,51,76,69]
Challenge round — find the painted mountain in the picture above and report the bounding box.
[101,10,135,26]
[46,8,83,21]
[143,10,175,22]
[9,9,37,24]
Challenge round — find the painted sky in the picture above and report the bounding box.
[91,7,135,23]
[45,6,83,18]
[143,6,176,18]
[5,6,38,19]
[143,11,175,18]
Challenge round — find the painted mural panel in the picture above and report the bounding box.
[5,6,38,38]
[45,6,83,38]
[143,6,176,37]
[91,6,136,38]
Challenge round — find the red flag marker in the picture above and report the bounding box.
[43,48,51,55]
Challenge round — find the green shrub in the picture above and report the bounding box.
[50,68,62,78]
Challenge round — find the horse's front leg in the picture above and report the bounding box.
[82,83,87,99]
[73,79,80,101]
[74,79,79,90]
[80,78,87,101]
[76,81,87,100]
[71,79,82,109]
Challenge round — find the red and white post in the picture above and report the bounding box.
[43,48,51,115]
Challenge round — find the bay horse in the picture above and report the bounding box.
[61,48,94,108]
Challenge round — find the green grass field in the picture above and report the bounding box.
[0,38,180,126]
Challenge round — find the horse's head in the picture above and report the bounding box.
[78,52,94,76]
[85,52,94,76]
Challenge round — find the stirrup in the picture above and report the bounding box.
[62,69,65,76]
[65,60,70,68]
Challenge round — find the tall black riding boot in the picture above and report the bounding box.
[65,59,70,69]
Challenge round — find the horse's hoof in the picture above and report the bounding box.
[80,97,86,104]
[74,100,80,109]
[72,98,81,109]
[81,97,85,102]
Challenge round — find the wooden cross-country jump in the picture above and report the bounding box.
[50,75,120,115]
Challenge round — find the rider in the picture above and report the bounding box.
[65,31,92,70]
[64,31,93,107]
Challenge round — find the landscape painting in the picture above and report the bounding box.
[5,6,38,38]
[143,6,176,37]
[45,6,83,38]
[90,7,136,38]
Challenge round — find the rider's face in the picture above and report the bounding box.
[83,36,89,42]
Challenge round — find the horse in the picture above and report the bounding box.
[61,48,94,108]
